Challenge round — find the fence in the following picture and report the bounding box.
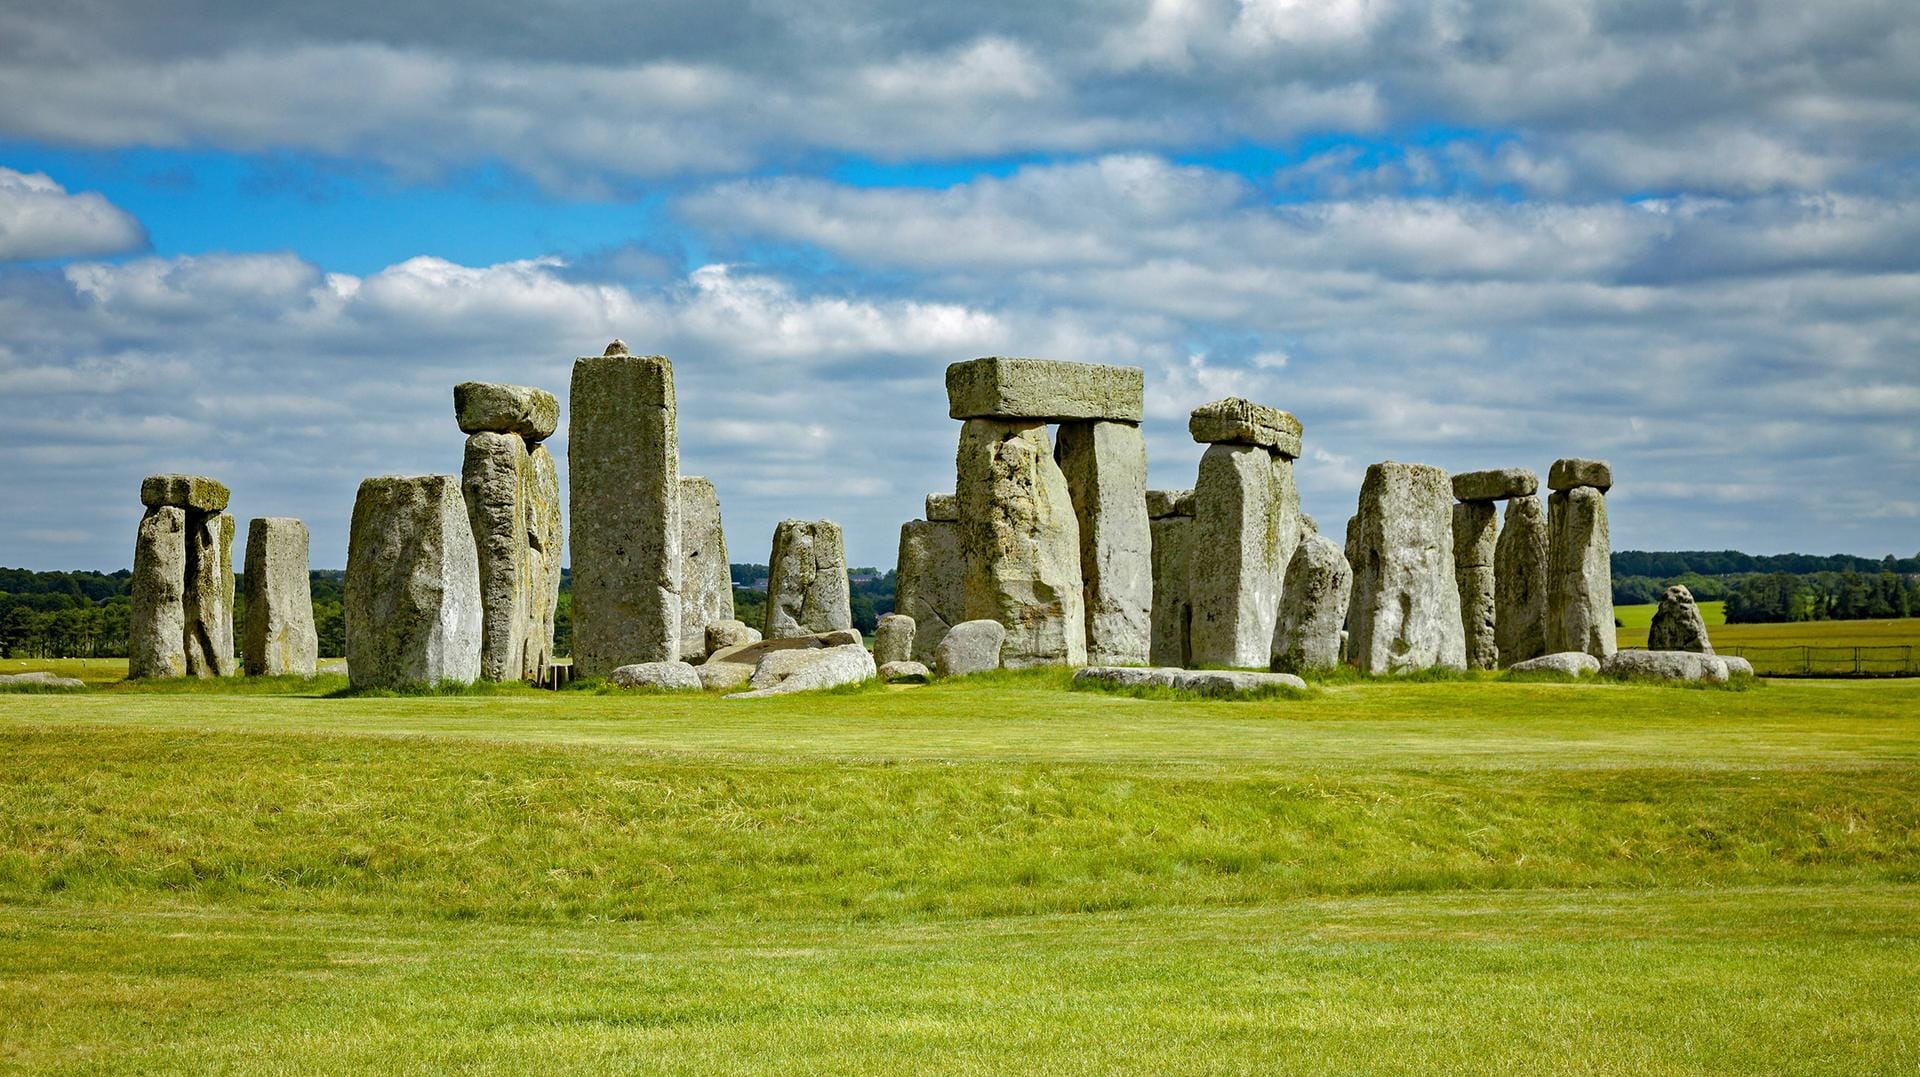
[1719,645,1916,677]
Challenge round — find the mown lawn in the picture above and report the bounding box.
[1,672,1917,1072]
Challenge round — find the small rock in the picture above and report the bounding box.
[935,619,1006,676]
[1506,652,1601,677]
[704,619,762,654]
[878,660,931,684]
[696,661,755,691]
[1145,488,1195,518]
[873,613,915,665]
[609,661,702,690]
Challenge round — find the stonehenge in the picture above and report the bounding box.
[895,513,965,665]
[345,475,482,688]
[457,381,564,681]
[1055,420,1152,666]
[1448,468,1539,671]
[1271,524,1352,674]
[766,519,852,639]
[242,517,317,676]
[679,477,734,659]
[1648,584,1713,653]
[1546,458,1616,659]
[1147,489,1194,668]
[955,418,1087,667]
[129,474,234,678]
[1346,462,1466,674]
[1186,398,1302,669]
[1495,494,1551,666]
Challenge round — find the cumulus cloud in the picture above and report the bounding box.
[0,167,148,261]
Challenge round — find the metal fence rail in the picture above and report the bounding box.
[1720,644,1916,677]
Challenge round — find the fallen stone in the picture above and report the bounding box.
[704,619,762,654]
[1548,457,1612,493]
[878,660,931,684]
[957,419,1086,667]
[705,631,847,668]
[1071,666,1168,689]
[609,660,702,691]
[1494,495,1550,666]
[1346,462,1467,674]
[1451,468,1539,503]
[183,511,236,678]
[462,431,532,682]
[1146,488,1194,519]
[1648,584,1714,654]
[140,473,229,512]
[1271,529,1352,674]
[129,505,188,679]
[730,643,876,698]
[895,519,965,666]
[935,619,1006,676]
[1602,650,1729,683]
[1506,651,1601,678]
[697,661,756,691]
[1148,513,1193,668]
[453,381,560,442]
[766,519,853,639]
[946,357,1143,422]
[1453,500,1499,671]
[1722,655,1755,678]
[0,671,85,689]
[1073,666,1308,695]
[1187,441,1298,669]
[568,346,680,676]
[242,517,318,676]
[1056,419,1151,666]
[345,475,482,688]
[873,613,915,666]
[1547,485,1616,659]
[1187,398,1303,458]
[819,628,864,647]
[678,476,734,660]
[924,493,959,522]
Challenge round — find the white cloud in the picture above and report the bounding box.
[0,167,147,261]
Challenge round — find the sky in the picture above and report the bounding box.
[1,0,1916,572]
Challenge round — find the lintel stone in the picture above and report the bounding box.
[946,357,1143,422]
[1548,458,1612,492]
[140,474,230,512]
[1187,398,1302,457]
[1451,467,1538,502]
[454,381,560,442]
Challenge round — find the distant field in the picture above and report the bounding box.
[1616,613,1920,652]
[1615,599,1727,629]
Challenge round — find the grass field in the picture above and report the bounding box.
[1613,609,1920,652]
[2,672,1917,1072]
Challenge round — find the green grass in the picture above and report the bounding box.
[1615,611,1920,650]
[1,673,1917,1071]
[1615,599,1728,629]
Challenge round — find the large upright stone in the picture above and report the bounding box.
[453,381,560,442]
[946,357,1143,422]
[895,519,965,665]
[345,475,482,688]
[1493,495,1550,666]
[1147,490,1193,668]
[1547,484,1616,659]
[1271,529,1352,674]
[128,506,188,679]
[1187,443,1298,669]
[678,476,733,659]
[462,431,532,682]
[523,444,563,677]
[1346,462,1466,674]
[765,519,852,639]
[1649,584,1714,654]
[242,517,317,677]
[957,418,1087,667]
[569,344,681,675]
[1452,500,1500,670]
[1055,420,1151,666]
[183,511,236,677]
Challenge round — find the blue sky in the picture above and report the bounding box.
[2,0,1917,571]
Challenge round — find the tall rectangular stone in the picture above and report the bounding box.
[1271,527,1352,674]
[1186,443,1297,669]
[524,444,563,676]
[242,517,318,676]
[183,510,236,677]
[1147,493,1193,669]
[1547,484,1616,659]
[128,506,187,679]
[568,345,681,675]
[946,357,1143,422]
[678,476,734,659]
[1494,494,1549,665]
[896,518,965,665]
[766,519,851,638]
[346,475,482,688]
[957,418,1086,667]
[1346,462,1466,674]
[1055,420,1151,666]
[462,431,532,682]
[1452,500,1499,670]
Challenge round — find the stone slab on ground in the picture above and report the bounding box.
[609,661,702,690]
[1506,652,1601,677]
[729,643,876,698]
[0,672,85,688]
[878,660,931,683]
[946,356,1144,422]
[1073,666,1307,696]
[697,661,755,691]
[1601,650,1730,683]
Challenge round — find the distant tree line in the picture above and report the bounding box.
[0,567,348,659]
[725,563,895,636]
[1609,551,1919,625]
[1613,549,1920,577]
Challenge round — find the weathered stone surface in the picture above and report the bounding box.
[128,506,188,679]
[819,628,864,647]
[1494,495,1550,666]
[1187,398,1303,458]
[1548,457,1612,493]
[1648,584,1714,654]
[873,613,915,666]
[765,519,852,639]
[242,517,317,676]
[1187,443,1298,669]
[957,419,1086,667]
[183,511,236,678]
[1452,468,1538,503]
[678,476,733,660]
[704,620,761,654]
[523,445,563,678]
[705,631,845,669]
[609,661,702,690]
[1453,500,1500,670]
[697,661,756,691]
[895,519,964,665]
[1146,489,1194,519]
[1073,666,1307,695]
[1148,514,1193,668]
[569,349,680,675]
[1346,462,1467,674]
[924,493,959,522]
[1271,530,1352,674]
[345,475,482,688]
[1507,651,1601,677]
[1602,650,1729,683]
[878,660,931,683]
[140,473,229,512]
[463,431,530,682]
[730,643,876,698]
[1055,420,1151,666]
[1071,666,1166,689]
[946,357,1144,422]
[453,381,560,442]
[1547,485,1616,659]
[1722,655,1755,678]
[935,619,1006,676]
[0,671,84,689]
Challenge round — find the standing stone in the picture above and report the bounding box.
[765,519,852,639]
[1148,490,1194,668]
[1547,482,1616,659]
[128,506,188,679]
[462,431,531,682]
[1271,529,1352,674]
[569,343,680,675]
[242,517,318,676]
[1494,495,1550,666]
[345,475,482,688]
[523,444,563,677]
[895,519,965,665]
[678,476,733,660]
[1346,462,1466,674]
[183,511,236,677]
[1055,420,1151,666]
[956,419,1086,667]
[1452,500,1500,670]
[873,613,915,666]
[1648,584,1714,654]
[1187,444,1295,668]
